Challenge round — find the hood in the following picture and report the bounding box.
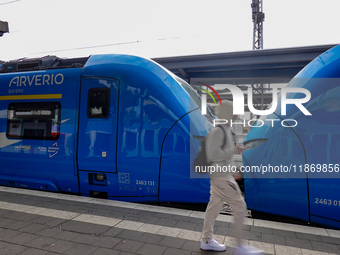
[215,100,234,125]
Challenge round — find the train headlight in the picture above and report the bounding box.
[95,174,106,182]
[243,139,268,150]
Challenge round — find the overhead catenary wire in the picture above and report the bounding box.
[0,0,20,6]
[30,35,197,55]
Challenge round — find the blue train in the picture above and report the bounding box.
[243,44,340,229]
[0,54,212,203]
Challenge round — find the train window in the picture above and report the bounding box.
[174,77,214,120]
[7,102,61,140]
[87,88,110,118]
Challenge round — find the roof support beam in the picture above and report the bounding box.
[178,68,189,79]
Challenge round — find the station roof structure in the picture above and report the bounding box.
[153,44,338,86]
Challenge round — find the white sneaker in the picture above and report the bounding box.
[200,238,226,252]
[234,245,264,255]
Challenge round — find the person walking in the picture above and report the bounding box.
[200,100,263,255]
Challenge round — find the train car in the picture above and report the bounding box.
[0,54,212,203]
[243,44,340,229]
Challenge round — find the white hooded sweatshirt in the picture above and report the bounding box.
[206,100,238,179]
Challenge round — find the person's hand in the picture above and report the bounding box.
[233,173,242,180]
[236,144,245,154]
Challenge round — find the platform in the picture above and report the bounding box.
[0,186,339,255]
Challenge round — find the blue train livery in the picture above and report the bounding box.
[0,54,212,203]
[243,44,340,229]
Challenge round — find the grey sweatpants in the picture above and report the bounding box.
[202,177,246,246]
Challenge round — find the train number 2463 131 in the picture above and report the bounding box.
[315,198,340,206]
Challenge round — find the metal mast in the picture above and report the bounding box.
[250,0,266,118]
[251,0,265,50]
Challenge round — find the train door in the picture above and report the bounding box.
[77,77,119,173]
[114,81,172,202]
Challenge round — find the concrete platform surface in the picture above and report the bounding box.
[0,186,339,255]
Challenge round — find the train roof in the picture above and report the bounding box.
[0,56,89,73]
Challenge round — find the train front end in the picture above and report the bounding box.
[80,54,213,204]
[243,44,340,228]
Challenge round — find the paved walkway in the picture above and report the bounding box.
[0,186,339,255]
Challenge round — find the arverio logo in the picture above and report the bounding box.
[199,83,222,115]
